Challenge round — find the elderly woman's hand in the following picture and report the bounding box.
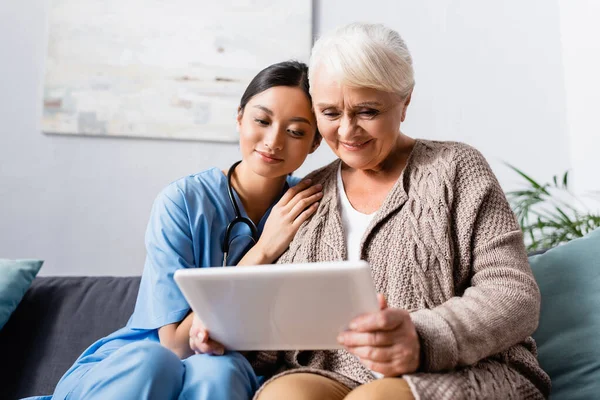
[337,294,421,377]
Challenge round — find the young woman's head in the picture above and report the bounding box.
[237,61,320,178]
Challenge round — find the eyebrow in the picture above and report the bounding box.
[315,101,384,109]
[354,101,383,108]
[288,116,312,125]
[253,105,274,115]
[253,105,312,125]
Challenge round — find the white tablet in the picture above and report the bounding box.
[174,261,379,351]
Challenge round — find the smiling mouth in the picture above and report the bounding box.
[339,139,372,150]
[255,150,284,162]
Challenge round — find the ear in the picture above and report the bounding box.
[401,90,412,122]
[236,107,243,132]
[309,134,322,154]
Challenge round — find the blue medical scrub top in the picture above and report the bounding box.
[57,167,301,384]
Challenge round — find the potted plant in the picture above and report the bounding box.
[505,165,600,252]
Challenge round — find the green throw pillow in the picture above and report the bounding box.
[530,228,600,400]
[0,259,43,329]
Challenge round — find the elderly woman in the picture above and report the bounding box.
[249,23,551,400]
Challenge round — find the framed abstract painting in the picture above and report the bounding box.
[42,0,312,142]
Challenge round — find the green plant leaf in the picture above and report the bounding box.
[504,163,551,195]
[505,164,599,250]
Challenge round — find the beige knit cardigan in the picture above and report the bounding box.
[248,139,551,400]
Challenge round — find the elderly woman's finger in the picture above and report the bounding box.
[337,330,397,347]
[349,308,407,332]
[346,345,395,362]
[359,359,399,377]
[377,293,388,310]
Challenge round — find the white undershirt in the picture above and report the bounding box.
[337,164,383,379]
[337,164,376,261]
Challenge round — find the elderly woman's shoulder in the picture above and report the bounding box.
[301,159,340,184]
[414,139,499,190]
[416,139,491,169]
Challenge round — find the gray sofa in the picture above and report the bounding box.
[0,267,551,399]
[0,277,141,399]
[1,241,597,399]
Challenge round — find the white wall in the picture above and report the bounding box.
[317,0,571,188]
[558,0,600,199]
[0,0,578,276]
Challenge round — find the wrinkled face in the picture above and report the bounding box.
[237,86,319,178]
[311,66,410,171]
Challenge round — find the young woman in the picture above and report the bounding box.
[50,61,322,400]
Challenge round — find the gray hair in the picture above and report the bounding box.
[309,22,415,99]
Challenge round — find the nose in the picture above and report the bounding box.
[263,126,285,151]
[338,114,356,138]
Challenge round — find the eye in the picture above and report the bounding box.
[287,129,305,138]
[254,118,269,126]
[321,109,340,119]
[358,109,379,118]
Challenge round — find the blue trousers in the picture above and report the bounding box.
[51,341,260,400]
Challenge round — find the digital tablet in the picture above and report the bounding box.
[173,261,379,351]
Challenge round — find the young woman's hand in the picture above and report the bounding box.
[239,179,323,265]
[256,179,323,262]
[337,294,421,377]
[189,314,226,356]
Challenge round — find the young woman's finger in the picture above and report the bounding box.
[189,325,198,337]
[278,179,312,205]
[195,328,209,343]
[195,339,225,355]
[283,183,322,212]
[288,191,322,220]
[190,314,206,336]
[189,323,204,338]
[292,201,319,228]
[190,334,225,355]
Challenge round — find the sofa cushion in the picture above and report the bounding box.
[530,227,600,400]
[0,259,43,329]
[0,276,140,399]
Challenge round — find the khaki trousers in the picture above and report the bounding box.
[257,373,415,400]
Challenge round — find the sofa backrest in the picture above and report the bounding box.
[530,228,600,400]
[0,276,140,399]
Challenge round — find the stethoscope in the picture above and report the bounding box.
[222,160,291,266]
[222,160,259,267]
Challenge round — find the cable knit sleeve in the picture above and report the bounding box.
[409,144,541,372]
